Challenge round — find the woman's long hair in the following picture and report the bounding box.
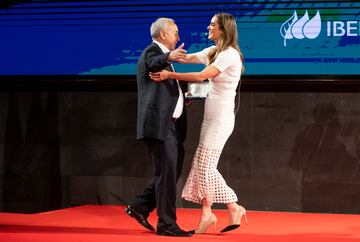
[208,13,245,72]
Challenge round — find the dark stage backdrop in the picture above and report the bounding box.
[1,84,360,214]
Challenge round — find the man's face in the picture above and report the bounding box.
[161,22,180,51]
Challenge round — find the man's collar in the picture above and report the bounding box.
[153,39,170,53]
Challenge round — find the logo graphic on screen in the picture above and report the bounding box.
[280,10,321,47]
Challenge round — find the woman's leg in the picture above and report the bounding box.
[221,202,247,233]
[194,199,217,234]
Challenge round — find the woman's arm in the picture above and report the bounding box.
[150,65,220,82]
[177,53,203,64]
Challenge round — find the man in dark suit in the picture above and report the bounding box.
[125,18,191,237]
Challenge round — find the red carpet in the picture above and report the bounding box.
[1,205,360,242]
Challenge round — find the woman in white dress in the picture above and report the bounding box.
[150,12,247,234]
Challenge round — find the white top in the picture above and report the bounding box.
[195,45,242,100]
[152,40,183,118]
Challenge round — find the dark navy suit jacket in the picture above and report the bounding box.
[136,42,186,142]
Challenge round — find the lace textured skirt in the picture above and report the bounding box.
[181,97,238,204]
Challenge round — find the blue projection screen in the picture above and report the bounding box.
[0,0,359,76]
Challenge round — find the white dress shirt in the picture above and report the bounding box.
[152,40,184,119]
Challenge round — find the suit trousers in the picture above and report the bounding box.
[130,120,185,230]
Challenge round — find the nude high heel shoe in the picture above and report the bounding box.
[190,213,217,234]
[220,205,247,233]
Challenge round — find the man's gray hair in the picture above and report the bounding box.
[150,17,175,39]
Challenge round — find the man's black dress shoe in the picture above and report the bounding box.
[156,228,193,237]
[124,205,155,232]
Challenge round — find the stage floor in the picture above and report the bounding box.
[1,205,360,242]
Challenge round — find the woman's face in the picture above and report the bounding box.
[207,16,222,42]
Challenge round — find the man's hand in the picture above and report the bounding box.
[168,43,187,63]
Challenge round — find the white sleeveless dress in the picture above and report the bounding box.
[182,46,242,204]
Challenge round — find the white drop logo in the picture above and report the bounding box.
[303,11,321,39]
[291,11,309,39]
[280,10,322,47]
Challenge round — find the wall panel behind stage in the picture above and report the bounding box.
[1,89,360,214]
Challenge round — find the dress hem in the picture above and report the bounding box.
[181,195,238,205]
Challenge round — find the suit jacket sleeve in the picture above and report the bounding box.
[145,46,171,72]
